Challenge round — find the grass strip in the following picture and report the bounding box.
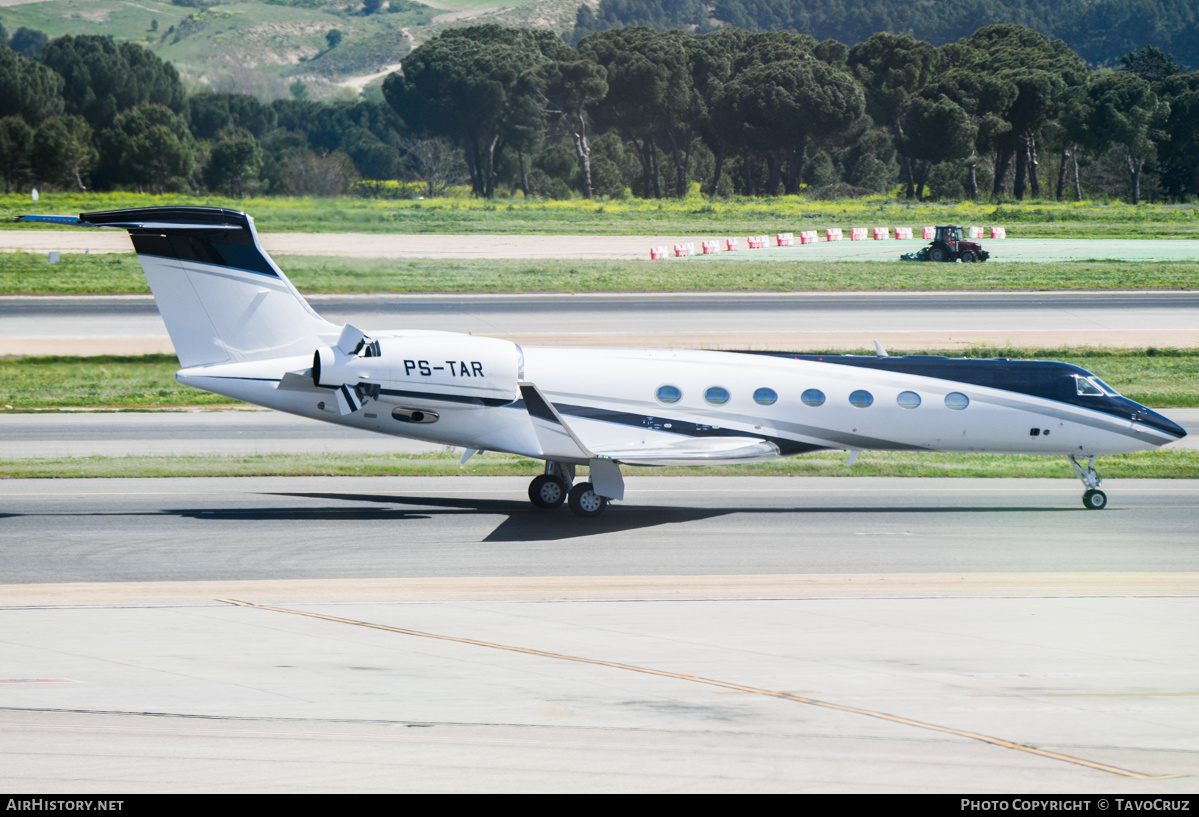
[4,349,1196,410]
[2,449,1194,480]
[3,253,1199,294]
[5,193,1199,238]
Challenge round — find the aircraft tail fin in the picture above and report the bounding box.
[21,207,337,367]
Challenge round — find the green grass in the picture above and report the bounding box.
[4,252,1198,294]
[0,355,236,409]
[7,193,1199,238]
[2,349,1196,409]
[2,448,1194,479]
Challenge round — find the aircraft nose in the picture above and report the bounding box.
[1136,406,1187,440]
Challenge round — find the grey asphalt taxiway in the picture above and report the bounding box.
[4,290,1199,355]
[3,476,1198,791]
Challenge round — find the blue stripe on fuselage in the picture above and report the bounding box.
[742,353,1185,439]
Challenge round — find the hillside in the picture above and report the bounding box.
[0,0,584,98]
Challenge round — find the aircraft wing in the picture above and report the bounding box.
[519,382,779,466]
[588,437,780,466]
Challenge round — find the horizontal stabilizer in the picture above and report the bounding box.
[16,215,87,226]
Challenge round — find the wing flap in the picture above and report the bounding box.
[593,437,780,465]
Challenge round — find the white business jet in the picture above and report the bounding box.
[20,207,1185,515]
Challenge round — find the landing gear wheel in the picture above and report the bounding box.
[1082,489,1108,510]
[568,482,607,517]
[961,250,976,263]
[927,246,947,262]
[529,474,567,508]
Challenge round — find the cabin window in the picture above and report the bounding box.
[945,392,970,410]
[656,385,682,404]
[801,388,825,407]
[705,386,730,405]
[1075,376,1105,396]
[897,391,921,409]
[849,389,874,408]
[753,387,778,406]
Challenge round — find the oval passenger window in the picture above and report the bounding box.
[656,385,682,404]
[753,387,778,405]
[705,386,730,405]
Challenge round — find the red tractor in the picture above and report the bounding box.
[902,225,990,262]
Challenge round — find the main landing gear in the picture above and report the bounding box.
[1068,455,1107,510]
[527,461,609,517]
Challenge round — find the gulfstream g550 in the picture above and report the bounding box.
[19,207,1185,515]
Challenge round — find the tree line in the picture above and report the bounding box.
[2,24,1198,204]
[571,0,1199,72]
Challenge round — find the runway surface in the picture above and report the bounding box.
[5,290,1199,355]
[2,476,1198,791]
[6,476,1199,581]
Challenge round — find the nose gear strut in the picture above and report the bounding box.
[1067,455,1107,510]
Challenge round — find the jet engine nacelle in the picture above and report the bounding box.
[313,333,523,407]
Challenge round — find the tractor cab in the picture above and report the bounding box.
[935,225,964,246]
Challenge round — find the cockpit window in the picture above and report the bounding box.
[1075,376,1105,396]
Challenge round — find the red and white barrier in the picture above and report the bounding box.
[850,227,868,241]
[923,226,935,239]
[747,235,768,249]
[894,227,913,240]
[969,226,984,239]
[650,246,666,260]
[799,230,818,244]
[726,237,739,251]
[990,226,1006,239]
[776,232,794,246]
[673,242,695,257]
[826,228,842,241]
[873,227,890,240]
[701,240,719,255]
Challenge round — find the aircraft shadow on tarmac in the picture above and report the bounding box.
[189,491,1073,543]
[269,492,734,541]
[1,495,1078,544]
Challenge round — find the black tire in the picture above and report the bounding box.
[960,250,976,263]
[1082,489,1108,510]
[528,474,567,508]
[568,482,607,517]
[927,245,948,262]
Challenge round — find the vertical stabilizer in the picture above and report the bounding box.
[80,207,337,367]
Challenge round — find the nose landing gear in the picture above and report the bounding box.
[1068,455,1107,510]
